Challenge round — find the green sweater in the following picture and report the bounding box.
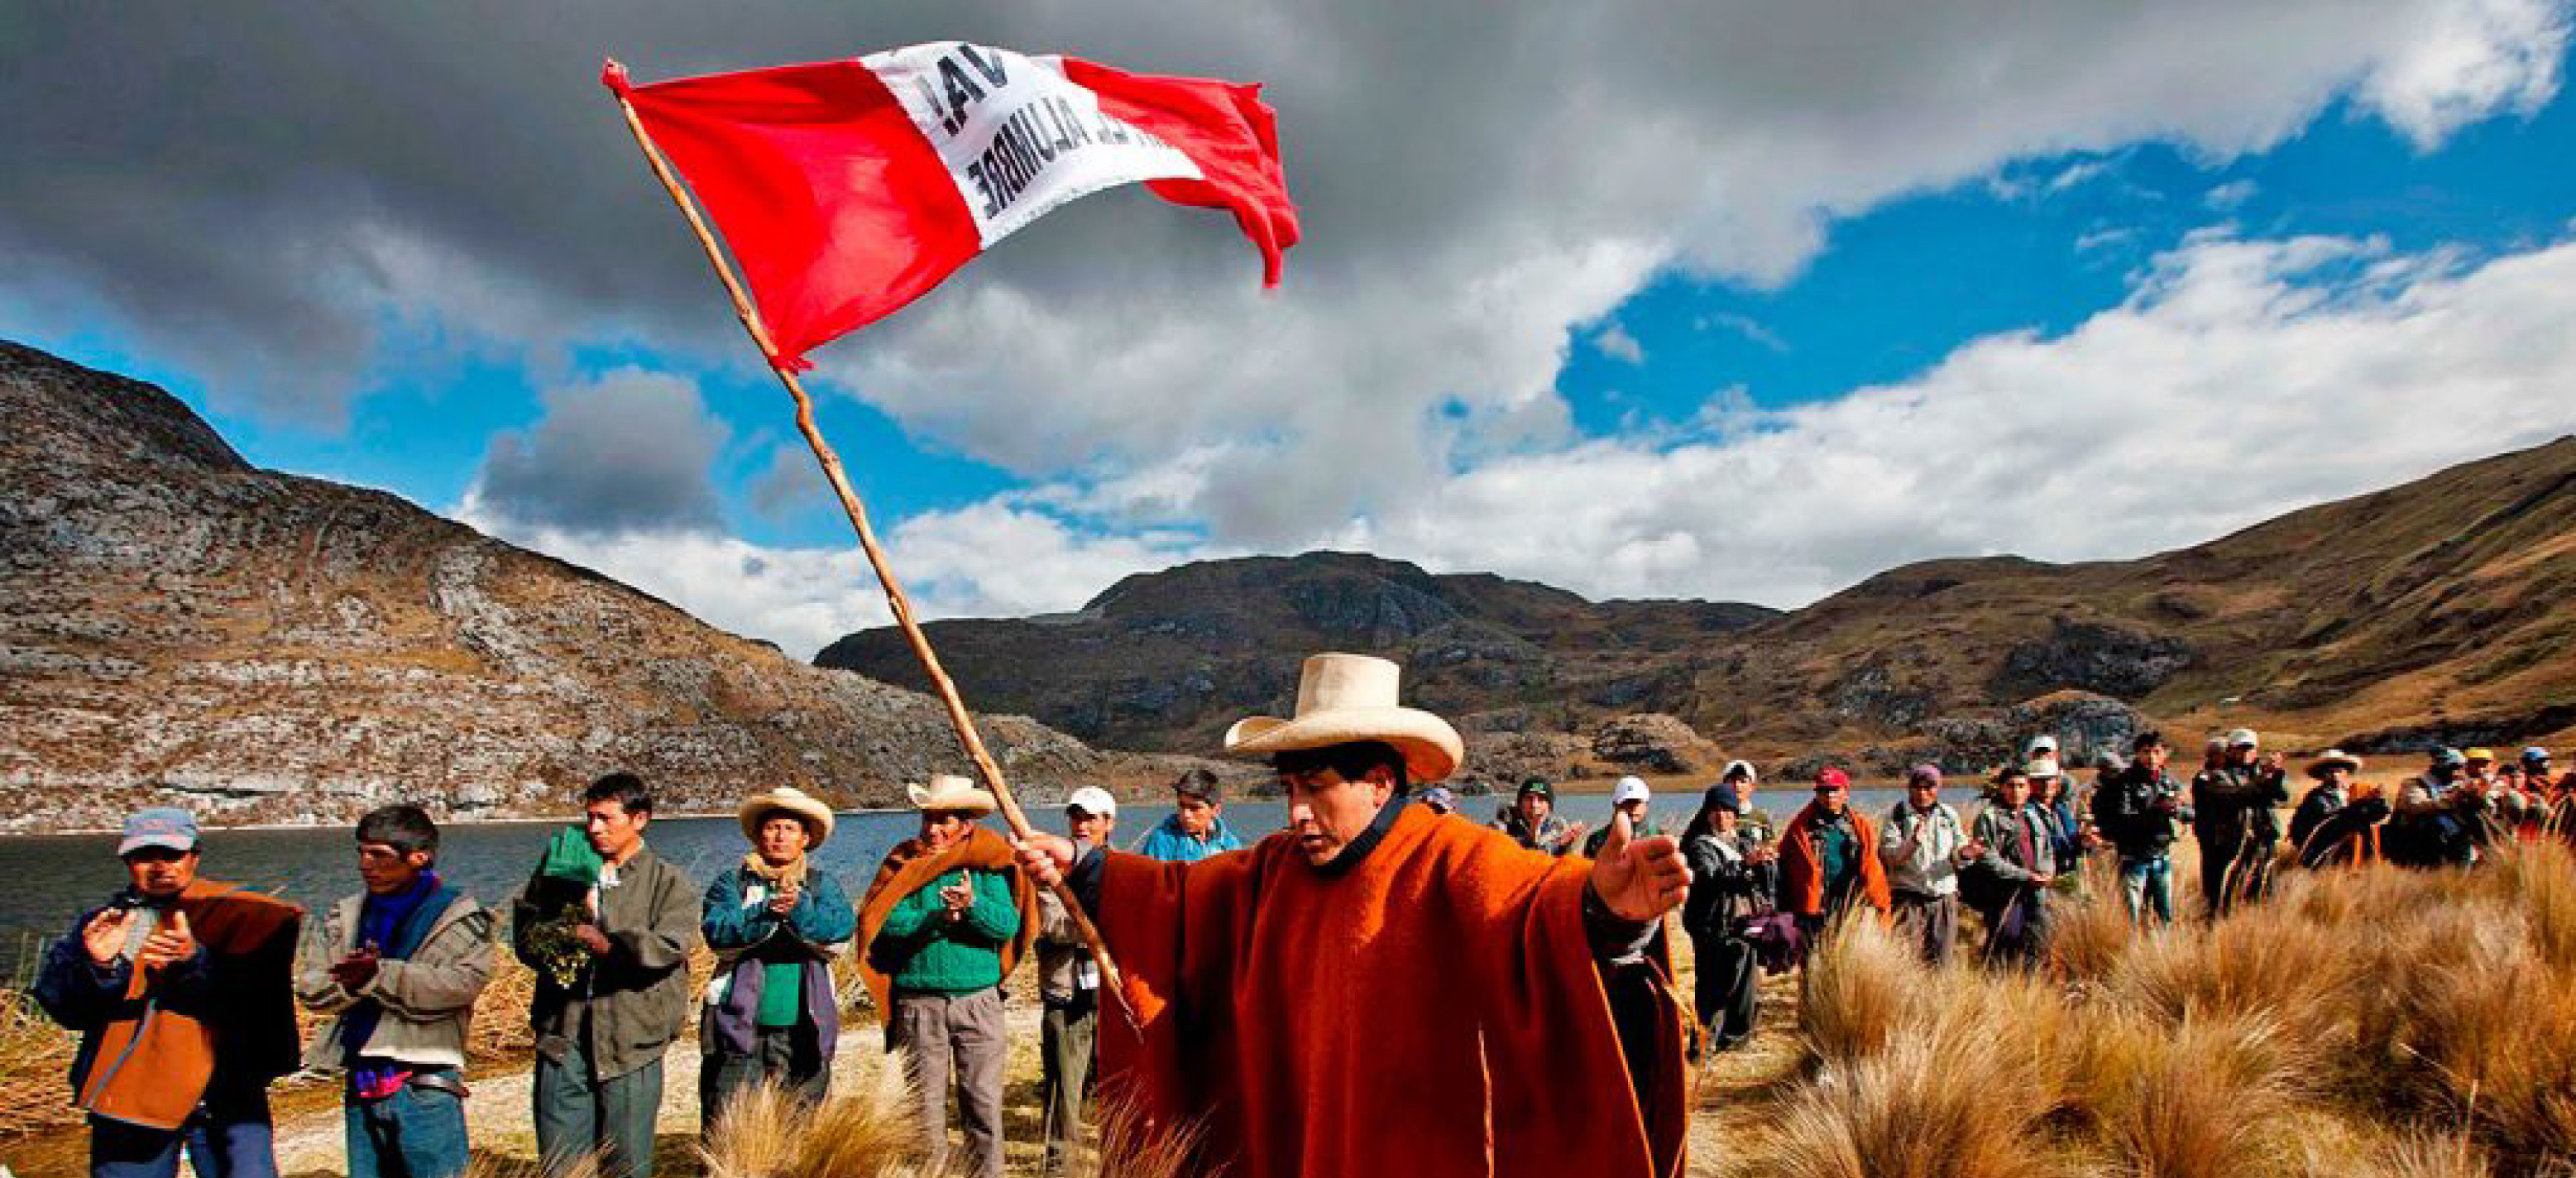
[874,867,1020,995]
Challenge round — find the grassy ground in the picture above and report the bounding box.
[6,836,2573,1176]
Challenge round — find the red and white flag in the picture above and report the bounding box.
[606,44,1299,371]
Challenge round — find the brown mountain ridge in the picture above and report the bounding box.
[0,341,1192,830]
[821,438,2576,777]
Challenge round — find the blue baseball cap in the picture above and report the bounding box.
[117,807,199,856]
[2524,746,2550,764]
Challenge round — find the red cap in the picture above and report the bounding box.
[1816,768,1851,790]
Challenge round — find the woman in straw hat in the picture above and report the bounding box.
[1015,651,1692,1178]
[857,774,1038,1178]
[698,785,855,1133]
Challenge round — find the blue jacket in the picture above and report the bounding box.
[1133,813,1245,863]
[699,865,855,1058]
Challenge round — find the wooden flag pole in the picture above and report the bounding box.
[604,62,1139,1022]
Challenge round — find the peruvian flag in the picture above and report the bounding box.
[606,45,1299,371]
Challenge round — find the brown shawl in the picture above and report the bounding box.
[1095,806,1687,1178]
[855,824,1041,1015]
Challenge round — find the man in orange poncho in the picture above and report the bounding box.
[859,774,1040,1178]
[1017,652,1691,1178]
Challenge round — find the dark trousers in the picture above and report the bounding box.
[1981,890,2052,969]
[701,1022,829,1138]
[90,1088,278,1178]
[533,1038,663,1178]
[347,1070,470,1178]
[1890,891,1959,965]
[1688,931,1760,1051]
[1039,998,1098,1175]
[2200,836,2277,917]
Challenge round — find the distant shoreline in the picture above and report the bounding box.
[2,807,928,840]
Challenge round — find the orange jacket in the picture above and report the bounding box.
[1778,801,1892,916]
[62,880,302,1131]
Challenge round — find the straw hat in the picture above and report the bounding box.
[1222,653,1465,783]
[739,786,836,848]
[2306,749,2363,778]
[907,773,998,816]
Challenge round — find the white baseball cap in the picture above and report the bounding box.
[1612,776,1651,806]
[2225,728,2259,748]
[1065,786,1118,818]
[2026,735,2059,755]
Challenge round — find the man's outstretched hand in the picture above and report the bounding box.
[1587,808,1689,922]
[1015,832,1075,889]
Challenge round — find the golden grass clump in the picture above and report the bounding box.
[1087,1088,1209,1178]
[2373,915,2576,1162]
[1742,842,2576,1177]
[2099,884,2368,1067]
[0,986,79,1139]
[1799,914,1930,1066]
[2070,1008,2307,1178]
[2329,1133,2497,1178]
[1766,1029,2063,1178]
[697,1077,917,1178]
[2047,875,2140,985]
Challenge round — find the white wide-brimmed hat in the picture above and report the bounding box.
[2306,749,2363,778]
[907,773,998,816]
[1222,653,1465,783]
[739,785,836,848]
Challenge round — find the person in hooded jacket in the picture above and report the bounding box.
[1680,787,1774,1052]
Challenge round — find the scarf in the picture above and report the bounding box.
[346,871,444,1097]
[740,850,810,894]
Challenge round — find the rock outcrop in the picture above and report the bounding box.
[0,342,1186,830]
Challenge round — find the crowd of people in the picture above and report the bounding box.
[26,645,2569,1178]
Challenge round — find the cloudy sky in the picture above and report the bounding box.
[8,2,2576,657]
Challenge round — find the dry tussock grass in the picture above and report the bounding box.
[2070,1009,2306,1178]
[1085,1089,1208,1178]
[0,987,77,1137]
[1799,914,1928,1066]
[2047,879,2139,986]
[1768,1030,2064,1178]
[1749,840,2576,1178]
[697,1076,917,1178]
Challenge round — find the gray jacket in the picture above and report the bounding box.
[511,845,702,1080]
[297,889,496,1073]
[1879,802,1966,898]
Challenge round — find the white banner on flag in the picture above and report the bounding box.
[866,42,1205,249]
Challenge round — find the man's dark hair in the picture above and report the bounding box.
[355,804,439,858]
[1271,740,1410,793]
[584,772,654,816]
[2132,730,2167,754]
[1173,766,1223,805]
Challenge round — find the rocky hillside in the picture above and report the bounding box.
[821,441,2576,778]
[818,551,1779,756]
[0,342,1189,830]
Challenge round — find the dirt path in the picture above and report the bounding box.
[265,1002,1053,1178]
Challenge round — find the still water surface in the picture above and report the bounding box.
[0,789,1908,960]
